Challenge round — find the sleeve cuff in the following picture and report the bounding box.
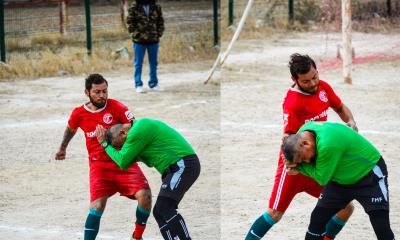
[100,140,109,149]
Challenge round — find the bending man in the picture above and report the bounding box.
[95,118,201,240]
[282,121,395,240]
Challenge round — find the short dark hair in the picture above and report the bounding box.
[288,53,317,80]
[85,73,108,91]
[281,134,302,163]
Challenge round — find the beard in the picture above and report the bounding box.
[296,81,319,94]
[89,95,106,109]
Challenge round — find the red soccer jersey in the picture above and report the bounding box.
[68,98,135,169]
[282,80,342,134]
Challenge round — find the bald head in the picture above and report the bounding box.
[106,123,131,148]
[282,134,303,163]
[282,131,316,164]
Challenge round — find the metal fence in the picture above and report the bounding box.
[0,0,215,62]
[224,0,400,27]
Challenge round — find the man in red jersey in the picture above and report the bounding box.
[245,54,358,240]
[55,74,151,240]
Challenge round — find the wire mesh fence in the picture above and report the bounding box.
[223,0,400,28]
[2,0,214,50]
[0,0,219,79]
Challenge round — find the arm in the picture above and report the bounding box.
[333,103,358,131]
[55,125,77,160]
[127,5,137,34]
[156,5,164,37]
[296,146,341,186]
[95,124,152,170]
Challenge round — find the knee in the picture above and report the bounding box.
[90,199,107,212]
[338,202,355,220]
[267,208,283,222]
[136,189,152,211]
[153,197,177,223]
[344,202,355,214]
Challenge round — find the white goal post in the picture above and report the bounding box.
[204,0,254,84]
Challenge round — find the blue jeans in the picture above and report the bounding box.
[133,42,159,88]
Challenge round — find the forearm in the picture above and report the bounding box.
[59,126,76,150]
[335,104,355,123]
[104,146,136,170]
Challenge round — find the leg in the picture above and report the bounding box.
[245,153,303,239]
[245,210,280,240]
[153,196,191,240]
[147,43,159,88]
[115,163,151,239]
[133,43,146,88]
[324,202,354,239]
[132,189,152,239]
[355,159,393,240]
[84,196,108,240]
[305,176,353,240]
[306,206,341,240]
[367,210,394,240]
[155,155,201,240]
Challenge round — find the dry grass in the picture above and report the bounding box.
[0,28,218,80]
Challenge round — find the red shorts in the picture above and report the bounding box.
[268,151,323,212]
[89,162,150,202]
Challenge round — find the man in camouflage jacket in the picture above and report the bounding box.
[127,0,165,93]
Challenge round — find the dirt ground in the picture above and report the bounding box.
[0,62,220,239]
[1,30,400,240]
[221,31,400,239]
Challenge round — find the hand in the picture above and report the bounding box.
[283,159,299,175]
[286,167,300,175]
[55,148,66,160]
[95,125,106,144]
[346,120,358,132]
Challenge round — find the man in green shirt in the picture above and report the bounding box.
[281,121,395,240]
[95,118,200,240]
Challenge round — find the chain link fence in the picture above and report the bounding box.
[223,0,400,29]
[2,0,214,53]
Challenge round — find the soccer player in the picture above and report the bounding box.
[282,121,395,240]
[94,118,201,240]
[55,74,152,240]
[245,54,357,240]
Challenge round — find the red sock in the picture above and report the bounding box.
[133,222,146,239]
[323,237,334,240]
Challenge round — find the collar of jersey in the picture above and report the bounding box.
[83,100,108,113]
[289,87,311,95]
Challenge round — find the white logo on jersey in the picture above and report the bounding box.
[125,111,134,121]
[86,131,96,138]
[103,113,113,124]
[305,109,328,123]
[319,90,328,103]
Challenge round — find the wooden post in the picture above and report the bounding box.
[342,0,352,84]
[59,0,67,35]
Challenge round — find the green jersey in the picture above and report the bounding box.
[105,118,195,174]
[296,122,381,185]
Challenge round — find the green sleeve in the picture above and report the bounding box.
[297,146,342,186]
[105,124,154,170]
